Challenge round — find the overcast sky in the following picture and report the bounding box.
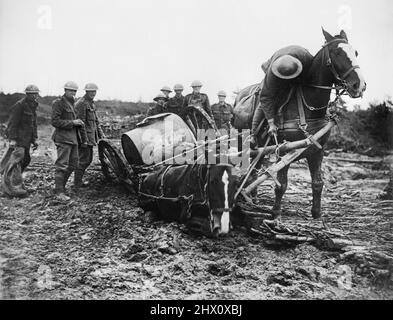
[0,0,392,106]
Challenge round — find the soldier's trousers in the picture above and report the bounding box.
[0,146,30,196]
[78,145,93,172]
[54,143,79,175]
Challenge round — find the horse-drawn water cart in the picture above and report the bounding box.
[97,103,346,247]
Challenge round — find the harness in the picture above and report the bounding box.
[138,165,233,222]
[276,38,359,137]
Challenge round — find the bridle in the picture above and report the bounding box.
[308,38,361,94]
[201,165,233,218]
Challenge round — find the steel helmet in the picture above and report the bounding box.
[84,83,99,91]
[173,84,184,91]
[25,85,40,94]
[154,92,168,102]
[191,80,203,88]
[217,90,227,97]
[271,55,303,80]
[64,81,79,91]
[161,86,172,93]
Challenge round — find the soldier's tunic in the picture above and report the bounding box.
[146,103,166,117]
[0,97,38,196]
[251,46,314,135]
[75,95,104,174]
[211,102,234,130]
[183,93,213,129]
[51,95,85,179]
[166,95,185,118]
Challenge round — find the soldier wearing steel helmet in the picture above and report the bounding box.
[51,81,86,201]
[166,84,185,118]
[0,85,40,197]
[211,90,234,131]
[74,83,105,190]
[251,46,313,145]
[146,93,168,117]
[160,86,172,99]
[183,80,214,129]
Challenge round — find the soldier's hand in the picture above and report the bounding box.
[267,120,278,137]
[73,119,85,127]
[32,141,39,151]
[9,140,17,147]
[249,135,257,150]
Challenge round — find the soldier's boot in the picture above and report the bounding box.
[9,185,28,198]
[63,170,73,192]
[73,169,88,190]
[54,171,70,201]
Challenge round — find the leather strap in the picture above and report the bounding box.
[296,86,307,131]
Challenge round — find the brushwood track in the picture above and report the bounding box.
[0,128,392,300]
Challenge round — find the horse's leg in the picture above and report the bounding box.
[272,164,290,218]
[306,151,324,219]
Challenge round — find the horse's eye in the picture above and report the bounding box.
[355,50,359,57]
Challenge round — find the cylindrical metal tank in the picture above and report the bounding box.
[121,113,197,166]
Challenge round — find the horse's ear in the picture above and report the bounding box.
[322,27,334,42]
[340,29,348,41]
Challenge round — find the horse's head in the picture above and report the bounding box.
[206,164,237,237]
[322,28,366,98]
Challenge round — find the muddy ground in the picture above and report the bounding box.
[0,126,392,300]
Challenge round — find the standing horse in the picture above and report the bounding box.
[234,28,366,219]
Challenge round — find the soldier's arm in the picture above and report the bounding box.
[251,103,266,135]
[182,96,189,108]
[96,114,105,139]
[51,100,75,129]
[204,95,214,119]
[32,106,38,141]
[7,102,23,141]
[258,74,280,122]
[75,100,88,143]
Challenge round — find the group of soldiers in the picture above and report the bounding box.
[0,82,105,201]
[0,80,234,200]
[147,80,235,131]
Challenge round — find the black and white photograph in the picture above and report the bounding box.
[0,0,392,304]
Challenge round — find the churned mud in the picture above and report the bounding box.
[0,130,392,300]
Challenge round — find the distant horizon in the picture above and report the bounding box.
[1,0,392,109]
[0,89,391,110]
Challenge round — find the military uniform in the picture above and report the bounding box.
[51,95,85,193]
[252,45,314,135]
[0,97,38,196]
[183,93,213,129]
[166,95,185,118]
[146,103,166,117]
[211,102,234,130]
[74,94,104,187]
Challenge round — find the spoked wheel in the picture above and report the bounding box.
[98,139,137,193]
[183,106,219,138]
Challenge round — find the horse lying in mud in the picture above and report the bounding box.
[138,164,239,237]
[234,28,366,219]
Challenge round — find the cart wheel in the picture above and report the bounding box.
[98,140,136,192]
[184,106,219,136]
